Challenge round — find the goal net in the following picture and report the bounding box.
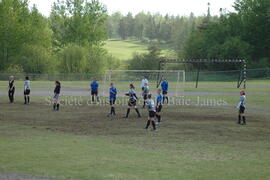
[103,70,185,97]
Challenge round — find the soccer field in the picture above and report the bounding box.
[104,39,177,61]
[0,80,270,180]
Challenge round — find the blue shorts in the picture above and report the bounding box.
[53,94,60,100]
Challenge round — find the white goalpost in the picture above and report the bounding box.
[103,70,185,97]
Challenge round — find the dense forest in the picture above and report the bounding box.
[0,0,269,73]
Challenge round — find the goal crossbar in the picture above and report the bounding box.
[106,70,185,73]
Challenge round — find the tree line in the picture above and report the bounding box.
[183,0,270,70]
[0,0,119,74]
[108,0,270,70]
[0,0,269,74]
[106,11,203,54]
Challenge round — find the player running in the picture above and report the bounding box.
[8,76,15,103]
[24,76,30,104]
[142,82,150,108]
[107,83,117,117]
[161,77,169,104]
[144,94,157,131]
[90,78,99,103]
[155,89,163,126]
[237,90,247,125]
[53,81,61,111]
[124,84,141,118]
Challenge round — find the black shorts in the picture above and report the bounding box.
[110,98,116,105]
[156,105,163,112]
[9,89,15,94]
[24,89,30,95]
[143,94,147,100]
[162,91,168,95]
[91,90,98,96]
[149,111,156,118]
[142,87,145,91]
[128,99,137,106]
[239,106,245,114]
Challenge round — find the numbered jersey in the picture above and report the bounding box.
[146,99,156,112]
[127,88,137,100]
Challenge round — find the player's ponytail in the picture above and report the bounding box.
[130,84,135,89]
[56,81,61,87]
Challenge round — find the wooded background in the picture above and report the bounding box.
[0,0,269,73]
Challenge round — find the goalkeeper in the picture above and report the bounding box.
[161,77,169,104]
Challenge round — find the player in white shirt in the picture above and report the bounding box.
[24,76,31,104]
[141,76,148,91]
[237,90,246,125]
[142,83,150,108]
[124,84,141,118]
[144,94,157,131]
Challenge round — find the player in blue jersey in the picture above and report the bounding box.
[90,78,99,103]
[107,83,117,117]
[155,89,163,125]
[144,94,156,131]
[237,90,247,125]
[161,77,169,104]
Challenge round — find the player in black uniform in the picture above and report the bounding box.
[53,81,61,111]
[8,76,15,103]
[124,84,141,118]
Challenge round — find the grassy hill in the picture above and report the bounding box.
[104,39,177,61]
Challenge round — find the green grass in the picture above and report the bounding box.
[104,39,148,61]
[1,79,269,110]
[0,99,270,180]
[104,39,177,61]
[0,80,269,179]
